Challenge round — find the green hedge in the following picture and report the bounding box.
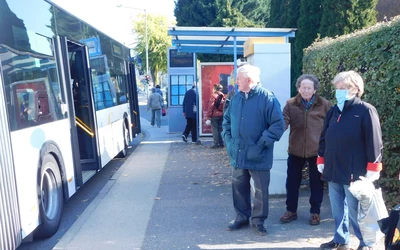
[303,16,400,209]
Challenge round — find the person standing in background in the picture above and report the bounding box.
[147,87,163,128]
[280,74,331,226]
[318,71,383,250]
[182,84,199,144]
[222,64,285,236]
[206,84,225,148]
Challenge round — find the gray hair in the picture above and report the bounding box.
[296,74,320,91]
[237,64,260,84]
[332,70,364,97]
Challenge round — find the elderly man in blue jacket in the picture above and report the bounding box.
[222,64,285,236]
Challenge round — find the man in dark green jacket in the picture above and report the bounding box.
[222,64,285,236]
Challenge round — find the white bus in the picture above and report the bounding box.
[0,0,141,248]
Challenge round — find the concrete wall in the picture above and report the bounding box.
[247,43,291,195]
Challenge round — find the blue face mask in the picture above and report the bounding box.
[335,89,348,111]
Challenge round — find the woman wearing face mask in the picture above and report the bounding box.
[317,71,383,250]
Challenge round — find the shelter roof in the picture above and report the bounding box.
[167,26,296,55]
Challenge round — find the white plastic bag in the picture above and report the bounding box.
[349,177,388,246]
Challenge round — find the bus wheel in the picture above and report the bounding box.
[117,121,130,158]
[34,154,63,238]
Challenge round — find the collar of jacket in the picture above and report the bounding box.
[238,83,261,99]
[293,93,323,107]
[335,96,361,111]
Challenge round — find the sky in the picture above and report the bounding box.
[50,0,175,46]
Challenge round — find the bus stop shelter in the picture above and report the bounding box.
[168,26,296,77]
[167,26,296,195]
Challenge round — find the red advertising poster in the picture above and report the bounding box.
[199,63,234,135]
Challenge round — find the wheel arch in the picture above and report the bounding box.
[37,141,69,203]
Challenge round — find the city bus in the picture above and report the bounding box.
[0,0,141,249]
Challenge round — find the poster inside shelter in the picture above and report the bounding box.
[200,63,234,135]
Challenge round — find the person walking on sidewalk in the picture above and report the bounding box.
[280,74,331,226]
[182,84,198,143]
[206,84,225,148]
[147,87,164,128]
[222,64,285,236]
[317,71,383,250]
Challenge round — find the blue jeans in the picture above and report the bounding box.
[328,182,366,246]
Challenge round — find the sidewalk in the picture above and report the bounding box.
[54,114,385,250]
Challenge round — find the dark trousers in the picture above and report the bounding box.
[232,168,270,225]
[285,154,324,214]
[210,116,223,146]
[183,117,197,142]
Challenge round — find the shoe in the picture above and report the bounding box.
[210,144,219,149]
[227,220,249,231]
[280,211,298,223]
[357,246,373,250]
[310,213,320,225]
[182,134,187,142]
[192,141,201,145]
[219,144,225,148]
[320,240,349,249]
[252,224,267,236]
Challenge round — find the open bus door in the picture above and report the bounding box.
[55,37,100,186]
[128,62,141,136]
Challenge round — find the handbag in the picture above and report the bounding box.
[162,108,166,116]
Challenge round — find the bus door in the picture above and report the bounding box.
[58,39,100,180]
[128,62,141,136]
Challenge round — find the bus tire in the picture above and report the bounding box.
[34,153,63,238]
[117,120,130,158]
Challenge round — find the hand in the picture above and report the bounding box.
[317,164,324,174]
[205,119,211,125]
[365,170,380,182]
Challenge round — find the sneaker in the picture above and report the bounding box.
[310,213,320,225]
[320,240,349,250]
[182,134,187,142]
[210,144,219,149]
[280,211,298,223]
[252,224,267,236]
[191,141,201,145]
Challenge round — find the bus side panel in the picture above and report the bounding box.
[96,103,130,167]
[0,66,22,250]
[10,120,75,237]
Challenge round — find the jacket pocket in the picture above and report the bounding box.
[247,144,264,162]
[226,139,235,159]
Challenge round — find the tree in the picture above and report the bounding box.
[133,14,173,84]
[212,0,257,27]
[291,0,323,95]
[319,0,378,38]
[174,0,270,62]
[174,0,217,27]
[269,0,282,27]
